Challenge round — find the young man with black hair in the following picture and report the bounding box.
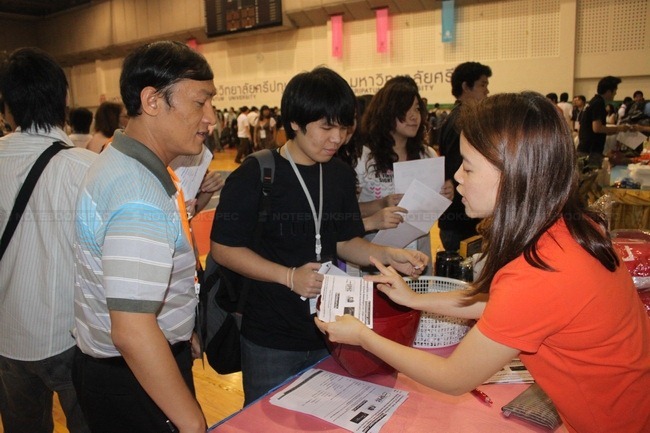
[438,61,492,252]
[0,47,94,433]
[578,76,630,167]
[211,66,428,406]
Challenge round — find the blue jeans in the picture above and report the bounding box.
[241,336,329,406]
[0,347,89,433]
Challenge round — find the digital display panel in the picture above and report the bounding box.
[205,0,283,37]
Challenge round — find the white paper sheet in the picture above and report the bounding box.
[317,274,374,328]
[393,157,445,194]
[169,146,213,199]
[304,261,349,313]
[617,131,647,150]
[372,179,451,248]
[270,369,408,433]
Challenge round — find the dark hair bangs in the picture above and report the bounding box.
[281,67,355,138]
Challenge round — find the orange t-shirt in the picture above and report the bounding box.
[478,220,650,433]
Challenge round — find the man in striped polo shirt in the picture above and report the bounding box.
[72,41,216,433]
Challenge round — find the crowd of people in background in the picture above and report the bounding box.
[3,77,646,168]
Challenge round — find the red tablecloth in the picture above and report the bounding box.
[209,346,567,433]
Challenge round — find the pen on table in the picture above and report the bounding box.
[471,388,493,406]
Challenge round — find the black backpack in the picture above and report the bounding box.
[198,149,275,374]
[621,100,649,126]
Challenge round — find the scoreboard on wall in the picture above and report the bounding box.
[205,0,283,37]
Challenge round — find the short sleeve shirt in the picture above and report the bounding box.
[478,220,650,433]
[212,151,365,350]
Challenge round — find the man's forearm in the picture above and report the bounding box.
[211,242,287,285]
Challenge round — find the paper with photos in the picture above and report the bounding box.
[271,369,408,433]
[317,274,373,328]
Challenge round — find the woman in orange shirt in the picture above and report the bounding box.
[316,92,650,433]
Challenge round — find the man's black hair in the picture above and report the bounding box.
[281,66,355,139]
[597,76,621,95]
[120,40,214,117]
[0,47,67,131]
[69,107,93,134]
[450,61,492,99]
[546,93,558,103]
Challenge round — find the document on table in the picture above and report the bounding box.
[270,369,408,433]
[372,179,451,248]
[483,358,534,384]
[169,146,213,199]
[317,274,373,328]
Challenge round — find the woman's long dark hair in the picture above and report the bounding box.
[457,92,619,294]
[361,76,427,174]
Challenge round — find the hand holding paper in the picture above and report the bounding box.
[372,157,451,248]
[316,274,374,328]
[373,179,451,248]
[169,145,214,199]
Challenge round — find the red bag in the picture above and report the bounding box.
[611,230,650,291]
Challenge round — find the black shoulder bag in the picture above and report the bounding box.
[0,141,69,262]
[197,148,275,375]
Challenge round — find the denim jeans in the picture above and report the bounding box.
[241,335,329,406]
[0,347,89,433]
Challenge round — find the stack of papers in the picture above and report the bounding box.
[270,369,408,433]
[484,358,533,384]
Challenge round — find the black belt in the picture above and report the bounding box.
[81,340,190,366]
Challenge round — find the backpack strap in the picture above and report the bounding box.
[0,141,70,262]
[236,149,275,313]
[251,148,275,225]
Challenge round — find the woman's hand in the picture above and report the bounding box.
[314,314,372,347]
[200,170,224,194]
[382,193,404,208]
[364,258,418,308]
[363,206,407,231]
[440,179,455,201]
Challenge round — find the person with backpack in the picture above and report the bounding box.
[210,66,428,406]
